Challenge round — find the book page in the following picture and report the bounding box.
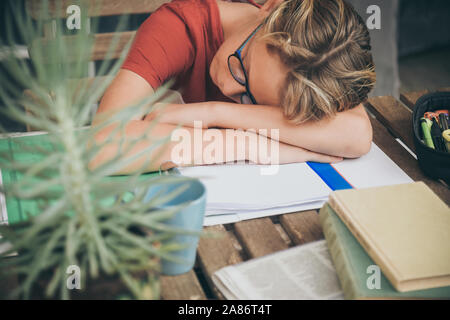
[212,240,344,300]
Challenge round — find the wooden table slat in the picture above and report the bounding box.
[27,0,170,19]
[160,270,206,300]
[197,225,244,299]
[233,218,289,259]
[366,96,415,153]
[400,87,450,110]
[370,115,450,205]
[32,31,136,63]
[279,210,324,246]
[399,90,429,111]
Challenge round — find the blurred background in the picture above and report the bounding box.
[1,0,450,132]
[349,0,450,96]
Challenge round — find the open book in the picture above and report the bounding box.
[1,134,413,227]
[212,240,344,300]
[180,143,413,225]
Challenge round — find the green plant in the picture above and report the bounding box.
[0,0,194,299]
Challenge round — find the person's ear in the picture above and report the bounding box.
[259,0,285,18]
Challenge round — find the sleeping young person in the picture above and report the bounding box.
[91,0,376,174]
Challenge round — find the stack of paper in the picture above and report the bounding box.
[179,143,413,226]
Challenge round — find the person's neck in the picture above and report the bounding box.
[216,0,261,41]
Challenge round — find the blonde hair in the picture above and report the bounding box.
[261,0,376,123]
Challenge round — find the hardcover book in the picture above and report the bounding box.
[319,203,450,299]
[327,182,450,292]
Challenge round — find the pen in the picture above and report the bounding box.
[443,130,450,153]
[431,118,445,151]
[421,117,434,149]
[439,113,447,131]
[439,113,449,132]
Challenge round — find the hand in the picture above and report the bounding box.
[280,143,344,164]
[251,141,344,165]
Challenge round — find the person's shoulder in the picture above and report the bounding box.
[140,0,219,33]
[164,0,220,17]
[161,0,222,40]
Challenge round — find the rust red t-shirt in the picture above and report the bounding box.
[122,0,233,103]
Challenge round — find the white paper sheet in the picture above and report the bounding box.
[204,201,327,226]
[332,143,413,189]
[180,162,332,208]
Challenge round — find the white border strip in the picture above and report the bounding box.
[0,45,29,61]
[395,138,418,160]
[0,130,47,139]
[0,168,7,223]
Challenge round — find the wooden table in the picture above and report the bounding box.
[159,88,450,300]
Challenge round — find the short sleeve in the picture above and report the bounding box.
[121,4,195,89]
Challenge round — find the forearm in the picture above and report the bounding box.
[89,120,343,175]
[210,102,373,158]
[89,121,173,174]
[157,101,373,158]
[89,121,265,175]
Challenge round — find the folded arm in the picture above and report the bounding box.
[89,120,343,175]
[90,69,343,175]
[150,101,373,158]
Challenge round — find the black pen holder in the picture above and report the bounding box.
[412,91,450,186]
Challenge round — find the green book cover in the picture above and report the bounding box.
[0,132,158,224]
[319,203,450,299]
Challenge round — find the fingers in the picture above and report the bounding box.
[143,113,155,121]
[279,143,345,164]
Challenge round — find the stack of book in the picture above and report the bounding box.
[320,181,450,299]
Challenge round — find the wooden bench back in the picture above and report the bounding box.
[25,0,170,61]
[23,0,170,131]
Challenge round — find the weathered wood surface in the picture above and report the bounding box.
[366,96,415,152]
[197,225,244,299]
[233,218,289,259]
[400,87,450,110]
[279,210,324,246]
[160,270,206,300]
[26,0,170,18]
[32,31,135,62]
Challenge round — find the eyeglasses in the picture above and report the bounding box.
[227,24,263,105]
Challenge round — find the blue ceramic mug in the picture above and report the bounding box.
[143,177,206,276]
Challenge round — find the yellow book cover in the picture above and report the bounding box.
[328,182,450,292]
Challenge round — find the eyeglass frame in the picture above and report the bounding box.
[227,24,263,105]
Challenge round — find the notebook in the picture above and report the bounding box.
[328,182,450,292]
[1,132,413,227]
[0,131,158,225]
[180,143,413,225]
